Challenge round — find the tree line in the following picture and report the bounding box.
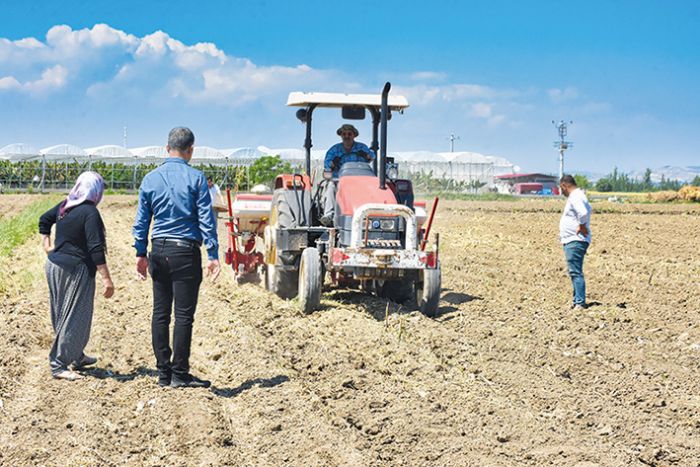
[574,168,700,192]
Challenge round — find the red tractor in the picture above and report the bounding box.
[258,82,441,316]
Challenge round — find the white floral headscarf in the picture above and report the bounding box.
[59,171,105,218]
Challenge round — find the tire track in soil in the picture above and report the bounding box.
[215,248,533,463]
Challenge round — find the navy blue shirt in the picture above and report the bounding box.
[132,157,219,260]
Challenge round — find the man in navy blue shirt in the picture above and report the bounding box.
[320,124,375,226]
[132,127,220,389]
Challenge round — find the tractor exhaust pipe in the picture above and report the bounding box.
[379,82,390,190]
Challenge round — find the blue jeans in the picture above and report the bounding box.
[563,241,589,306]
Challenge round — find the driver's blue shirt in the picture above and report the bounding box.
[324,142,376,176]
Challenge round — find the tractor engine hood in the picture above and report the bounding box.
[336,175,397,216]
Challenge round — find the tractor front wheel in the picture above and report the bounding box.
[298,247,322,314]
[416,264,441,317]
[267,266,299,300]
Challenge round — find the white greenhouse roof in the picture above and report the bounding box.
[259,147,325,161]
[225,147,264,159]
[0,143,40,161]
[193,146,225,160]
[394,151,448,163]
[444,152,492,164]
[130,146,168,158]
[40,144,87,156]
[287,92,409,110]
[0,142,517,173]
[0,143,39,156]
[86,145,135,158]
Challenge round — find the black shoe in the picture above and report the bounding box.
[158,370,172,387]
[71,354,98,371]
[170,374,211,389]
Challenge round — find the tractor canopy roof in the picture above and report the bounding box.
[286,92,409,111]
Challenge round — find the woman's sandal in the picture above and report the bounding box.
[53,370,84,381]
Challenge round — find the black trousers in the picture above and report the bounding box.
[149,239,202,377]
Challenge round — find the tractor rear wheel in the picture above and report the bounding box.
[416,264,441,317]
[264,204,299,300]
[378,279,414,304]
[298,247,322,314]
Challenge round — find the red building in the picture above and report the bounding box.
[494,173,560,195]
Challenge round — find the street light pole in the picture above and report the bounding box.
[448,133,460,153]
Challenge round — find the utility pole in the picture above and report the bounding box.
[552,120,573,180]
[448,133,460,152]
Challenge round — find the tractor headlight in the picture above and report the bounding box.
[380,219,396,230]
[386,163,399,180]
[371,220,381,229]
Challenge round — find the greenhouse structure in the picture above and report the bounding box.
[0,143,517,192]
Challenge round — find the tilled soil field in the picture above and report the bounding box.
[0,194,42,220]
[1,195,699,466]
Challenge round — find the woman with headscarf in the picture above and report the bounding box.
[38,171,115,381]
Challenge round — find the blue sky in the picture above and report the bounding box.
[1,0,698,173]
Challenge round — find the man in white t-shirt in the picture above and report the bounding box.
[207,177,228,229]
[559,175,592,310]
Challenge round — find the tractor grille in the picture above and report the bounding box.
[365,238,402,248]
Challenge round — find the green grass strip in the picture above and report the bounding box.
[0,195,62,257]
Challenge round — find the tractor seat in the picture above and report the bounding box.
[338,161,375,178]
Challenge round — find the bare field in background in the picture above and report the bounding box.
[1,195,699,466]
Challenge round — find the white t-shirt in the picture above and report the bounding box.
[208,184,225,208]
[559,188,592,244]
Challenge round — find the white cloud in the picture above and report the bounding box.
[391,82,516,127]
[0,76,21,90]
[45,23,138,55]
[25,65,68,92]
[0,22,534,145]
[410,71,447,81]
[580,101,611,114]
[0,76,22,91]
[1,23,326,103]
[548,86,579,103]
[13,37,45,50]
[468,102,507,126]
[0,65,67,94]
[395,82,514,106]
[470,102,493,118]
[0,22,524,126]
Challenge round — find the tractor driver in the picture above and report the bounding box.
[320,124,376,226]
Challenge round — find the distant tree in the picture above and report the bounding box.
[592,167,684,193]
[595,176,614,192]
[658,174,682,191]
[642,168,653,191]
[573,174,590,189]
[248,155,293,186]
[691,175,700,187]
[467,179,487,192]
